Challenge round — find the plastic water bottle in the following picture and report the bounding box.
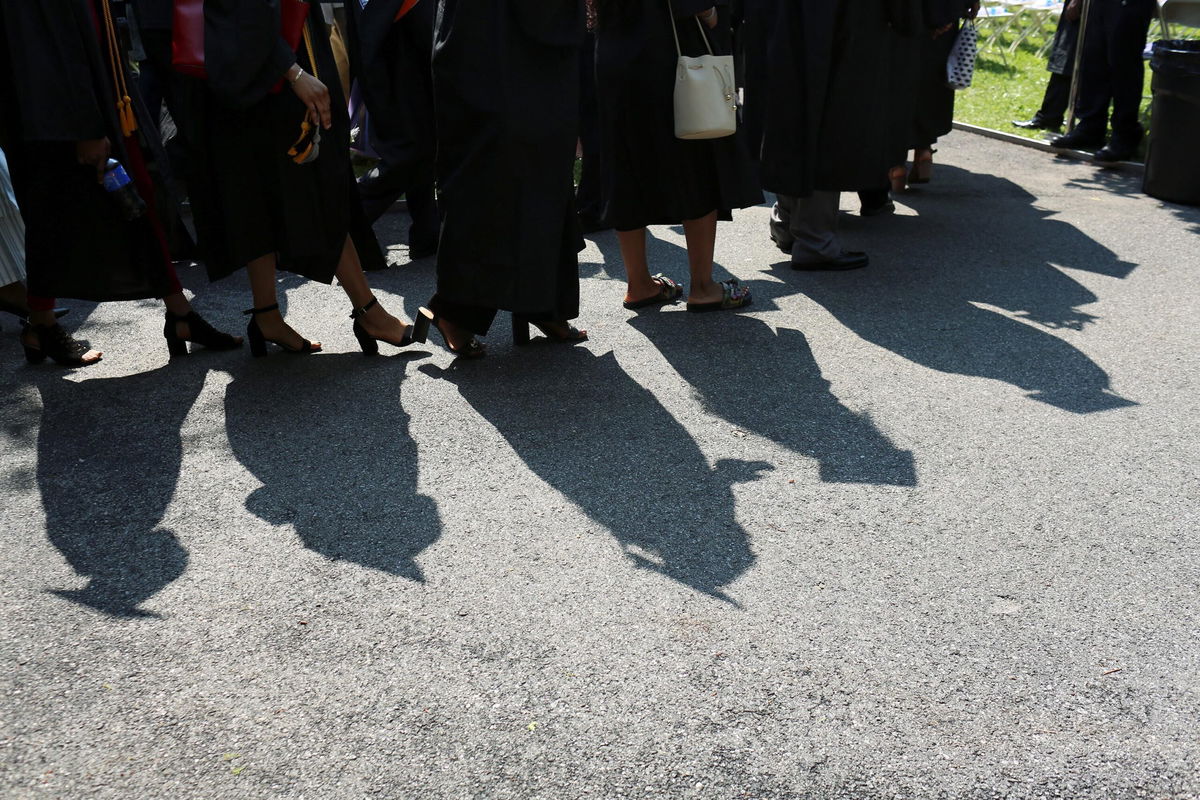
[102,159,146,221]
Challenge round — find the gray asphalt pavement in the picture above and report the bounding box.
[2,130,1199,799]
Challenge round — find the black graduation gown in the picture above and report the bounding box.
[755,0,916,197]
[432,0,584,320]
[910,0,970,147]
[343,0,436,182]
[0,0,171,302]
[594,2,762,231]
[182,0,384,283]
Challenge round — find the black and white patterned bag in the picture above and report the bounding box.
[946,22,979,90]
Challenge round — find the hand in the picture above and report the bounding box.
[967,1,980,19]
[697,6,718,29]
[1065,0,1081,21]
[932,22,955,37]
[76,137,111,181]
[289,70,332,131]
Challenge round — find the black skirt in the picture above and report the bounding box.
[185,17,382,284]
[595,6,762,232]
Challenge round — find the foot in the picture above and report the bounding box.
[792,251,869,271]
[909,149,934,184]
[860,199,895,217]
[530,320,588,342]
[171,312,244,348]
[21,323,103,366]
[357,300,412,346]
[685,279,751,313]
[1013,114,1062,131]
[624,274,683,309]
[1094,142,1138,163]
[254,308,321,353]
[434,316,484,356]
[1051,130,1105,151]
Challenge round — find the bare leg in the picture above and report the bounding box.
[682,211,722,305]
[618,227,660,304]
[246,252,322,351]
[333,235,411,343]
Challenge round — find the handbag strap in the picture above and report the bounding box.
[665,0,716,59]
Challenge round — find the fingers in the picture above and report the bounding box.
[316,92,332,130]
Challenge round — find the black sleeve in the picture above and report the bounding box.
[204,0,296,109]
[0,0,108,141]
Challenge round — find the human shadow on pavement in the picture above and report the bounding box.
[28,360,207,617]
[1063,166,1200,236]
[790,166,1137,413]
[223,351,439,580]
[628,307,917,486]
[423,349,769,602]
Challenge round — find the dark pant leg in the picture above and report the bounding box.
[405,179,439,252]
[357,163,410,224]
[428,294,498,337]
[1040,72,1072,123]
[1106,0,1154,145]
[1073,0,1115,137]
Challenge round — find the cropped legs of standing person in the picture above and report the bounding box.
[1052,0,1155,161]
[1014,0,1081,132]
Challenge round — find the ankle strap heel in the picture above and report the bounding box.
[242,303,318,357]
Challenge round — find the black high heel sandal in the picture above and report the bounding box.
[511,314,588,347]
[164,309,243,358]
[21,323,101,367]
[430,315,486,359]
[243,303,321,358]
[350,296,433,356]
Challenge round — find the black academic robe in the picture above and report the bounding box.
[910,0,972,147]
[431,0,584,319]
[755,0,916,197]
[342,0,436,179]
[0,0,171,301]
[594,1,762,231]
[181,0,384,282]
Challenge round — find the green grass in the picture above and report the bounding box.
[955,20,1199,157]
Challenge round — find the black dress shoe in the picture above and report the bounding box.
[792,251,869,271]
[1013,114,1062,131]
[1093,145,1134,163]
[860,199,895,217]
[1051,130,1105,151]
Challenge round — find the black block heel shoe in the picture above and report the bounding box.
[350,296,433,356]
[244,303,321,358]
[21,323,101,367]
[164,309,243,358]
[512,314,588,347]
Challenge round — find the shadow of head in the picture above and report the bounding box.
[48,526,187,619]
[423,349,763,598]
[223,353,440,581]
[30,363,210,618]
[627,311,918,487]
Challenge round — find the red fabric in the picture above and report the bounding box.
[396,0,421,21]
[27,293,56,312]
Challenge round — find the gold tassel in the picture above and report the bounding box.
[121,96,138,137]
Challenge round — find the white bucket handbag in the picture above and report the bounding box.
[669,2,737,140]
